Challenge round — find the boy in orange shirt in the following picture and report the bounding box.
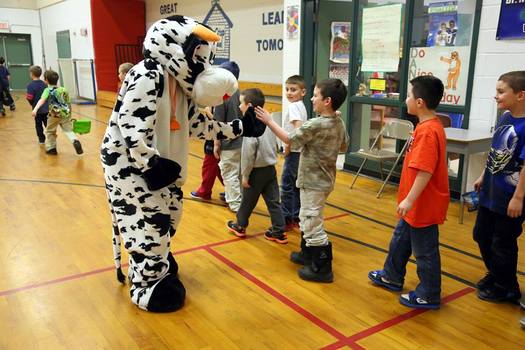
[368,76,449,309]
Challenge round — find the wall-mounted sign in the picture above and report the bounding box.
[160,3,178,16]
[496,0,525,40]
[408,46,470,105]
[0,21,9,30]
[361,4,402,72]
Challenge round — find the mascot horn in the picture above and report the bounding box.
[100,15,265,312]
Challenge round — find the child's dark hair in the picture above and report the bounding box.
[241,88,265,108]
[499,71,525,93]
[0,57,4,65]
[286,75,306,89]
[409,76,444,110]
[44,70,59,85]
[316,78,347,110]
[29,65,42,78]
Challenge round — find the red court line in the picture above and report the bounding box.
[320,287,475,350]
[0,213,349,297]
[0,266,116,297]
[205,246,348,341]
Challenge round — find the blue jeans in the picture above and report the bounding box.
[281,152,300,220]
[383,219,441,303]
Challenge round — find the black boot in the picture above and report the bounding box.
[298,242,333,283]
[290,233,312,265]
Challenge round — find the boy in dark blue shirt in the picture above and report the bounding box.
[0,57,15,111]
[473,71,525,305]
[26,65,49,144]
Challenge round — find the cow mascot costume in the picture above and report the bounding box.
[101,15,264,312]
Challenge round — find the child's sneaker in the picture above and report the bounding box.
[73,140,83,155]
[520,317,525,328]
[9,104,15,111]
[476,272,495,290]
[227,220,246,238]
[477,285,521,304]
[264,229,288,244]
[399,291,440,309]
[46,148,58,155]
[368,270,403,292]
[190,191,211,200]
[520,298,525,309]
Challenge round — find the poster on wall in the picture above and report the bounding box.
[287,5,299,39]
[426,1,458,47]
[408,46,470,105]
[361,4,402,72]
[330,22,350,63]
[496,0,525,40]
[329,63,349,85]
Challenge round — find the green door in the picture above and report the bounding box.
[2,34,33,90]
[315,0,353,126]
[56,30,72,58]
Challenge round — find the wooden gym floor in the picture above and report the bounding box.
[0,92,523,349]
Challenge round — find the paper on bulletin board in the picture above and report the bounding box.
[369,78,386,91]
[407,46,470,105]
[330,22,351,63]
[361,4,402,72]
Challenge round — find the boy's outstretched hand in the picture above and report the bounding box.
[254,106,272,125]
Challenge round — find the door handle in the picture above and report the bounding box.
[8,63,31,67]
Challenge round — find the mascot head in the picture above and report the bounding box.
[143,15,237,107]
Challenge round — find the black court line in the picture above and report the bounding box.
[325,201,525,277]
[184,196,270,218]
[326,230,477,288]
[72,110,109,125]
[0,178,105,188]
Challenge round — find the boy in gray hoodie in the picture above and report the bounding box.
[227,88,287,243]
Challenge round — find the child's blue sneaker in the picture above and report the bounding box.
[368,270,403,292]
[399,291,440,309]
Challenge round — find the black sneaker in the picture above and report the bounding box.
[73,140,83,155]
[227,220,246,238]
[264,229,288,244]
[476,272,495,290]
[46,148,58,155]
[477,285,521,304]
[9,104,15,111]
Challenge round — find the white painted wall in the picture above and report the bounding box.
[466,0,525,189]
[281,0,301,115]
[39,0,94,71]
[0,7,43,68]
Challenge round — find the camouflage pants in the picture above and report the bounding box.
[299,188,330,247]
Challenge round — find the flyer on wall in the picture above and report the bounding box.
[329,63,349,85]
[426,1,458,47]
[330,22,351,63]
